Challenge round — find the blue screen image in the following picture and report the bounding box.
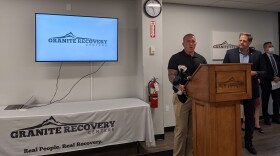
[35,13,118,62]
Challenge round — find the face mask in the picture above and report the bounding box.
[268,47,274,54]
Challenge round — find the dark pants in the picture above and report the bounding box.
[261,87,280,120]
[243,99,256,145]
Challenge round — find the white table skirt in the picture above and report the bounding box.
[0,98,155,156]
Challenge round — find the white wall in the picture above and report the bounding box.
[162,3,279,127]
[0,0,165,136]
[0,0,279,133]
[140,0,164,136]
[0,0,138,105]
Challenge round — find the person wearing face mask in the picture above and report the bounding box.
[260,42,280,125]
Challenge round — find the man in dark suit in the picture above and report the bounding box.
[223,32,266,155]
[260,42,280,125]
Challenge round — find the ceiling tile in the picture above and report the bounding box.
[162,0,280,12]
[163,0,221,6]
[253,3,280,12]
[223,0,280,4]
[210,1,264,9]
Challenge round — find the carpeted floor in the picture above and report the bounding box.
[137,150,173,156]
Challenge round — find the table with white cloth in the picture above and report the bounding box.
[0,98,155,156]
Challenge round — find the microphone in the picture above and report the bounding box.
[172,65,191,95]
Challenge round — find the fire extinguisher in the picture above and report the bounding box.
[148,77,159,108]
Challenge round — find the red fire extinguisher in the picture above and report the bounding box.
[148,77,159,108]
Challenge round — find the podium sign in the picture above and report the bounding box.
[216,71,246,93]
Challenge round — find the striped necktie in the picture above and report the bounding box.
[269,54,278,76]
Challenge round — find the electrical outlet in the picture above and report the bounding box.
[66,3,72,11]
[165,105,170,111]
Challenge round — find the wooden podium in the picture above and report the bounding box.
[186,63,252,156]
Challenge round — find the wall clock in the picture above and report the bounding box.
[144,0,162,18]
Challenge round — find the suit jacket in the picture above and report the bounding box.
[260,53,280,90]
[223,48,266,98]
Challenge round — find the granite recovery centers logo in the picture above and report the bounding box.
[10,116,115,139]
[217,77,245,89]
[213,41,238,49]
[48,32,108,46]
